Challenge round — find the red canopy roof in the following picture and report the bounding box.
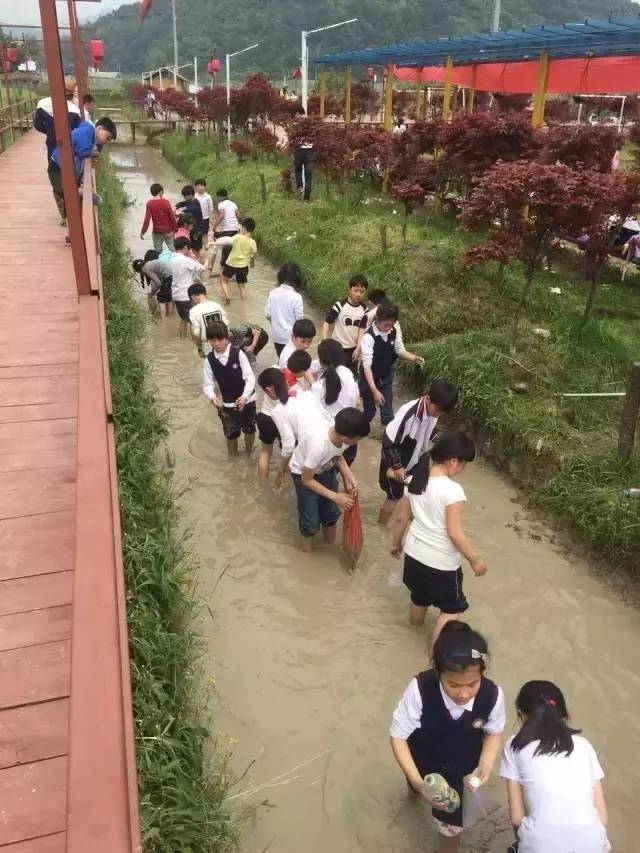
[395,56,640,95]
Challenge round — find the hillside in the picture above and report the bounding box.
[93,0,639,77]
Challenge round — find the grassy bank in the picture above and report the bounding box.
[162,134,640,575]
[98,156,238,852]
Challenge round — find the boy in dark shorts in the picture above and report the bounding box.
[201,321,257,456]
[169,236,206,337]
[229,321,269,365]
[378,380,459,525]
[175,185,205,256]
[214,217,257,303]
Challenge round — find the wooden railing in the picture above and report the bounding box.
[0,96,37,151]
[64,159,142,853]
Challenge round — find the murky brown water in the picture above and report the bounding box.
[113,145,640,852]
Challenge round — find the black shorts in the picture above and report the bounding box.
[403,554,469,613]
[202,217,210,233]
[379,456,406,501]
[256,412,280,445]
[222,264,249,284]
[191,233,204,252]
[157,281,173,303]
[217,402,257,440]
[174,300,191,320]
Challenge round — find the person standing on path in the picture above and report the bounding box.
[390,431,487,644]
[265,262,304,357]
[292,106,314,201]
[141,183,177,253]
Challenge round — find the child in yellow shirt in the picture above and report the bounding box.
[214,217,257,304]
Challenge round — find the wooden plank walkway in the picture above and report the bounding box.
[0,133,140,851]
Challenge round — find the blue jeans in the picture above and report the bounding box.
[359,371,394,426]
[292,469,341,537]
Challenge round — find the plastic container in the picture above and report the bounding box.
[422,773,460,813]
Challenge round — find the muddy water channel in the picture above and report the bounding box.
[113,145,640,852]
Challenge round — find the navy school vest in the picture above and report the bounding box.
[206,346,244,404]
[407,669,499,827]
[367,326,397,380]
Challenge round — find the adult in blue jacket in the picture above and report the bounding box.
[33,77,82,160]
[48,117,117,225]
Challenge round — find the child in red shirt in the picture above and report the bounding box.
[141,182,177,253]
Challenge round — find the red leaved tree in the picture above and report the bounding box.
[307,92,344,117]
[251,124,280,160]
[351,82,380,122]
[230,138,252,162]
[391,180,426,244]
[344,125,393,195]
[462,161,586,343]
[539,125,622,172]
[438,112,542,199]
[390,119,441,184]
[492,93,530,113]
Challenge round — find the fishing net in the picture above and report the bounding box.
[342,493,364,567]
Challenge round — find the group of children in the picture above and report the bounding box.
[135,174,611,853]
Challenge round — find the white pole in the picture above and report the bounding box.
[194,56,198,109]
[301,30,308,113]
[577,102,583,124]
[226,52,231,148]
[618,95,626,131]
[171,0,178,87]
[491,0,501,31]
[159,67,162,89]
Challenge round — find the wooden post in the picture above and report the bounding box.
[0,45,14,144]
[67,0,88,107]
[469,64,477,114]
[344,65,352,125]
[442,55,454,121]
[319,70,326,119]
[383,64,393,131]
[259,173,267,202]
[131,122,136,145]
[618,362,640,463]
[531,50,550,128]
[415,68,423,120]
[380,224,388,255]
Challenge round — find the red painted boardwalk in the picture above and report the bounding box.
[0,134,140,851]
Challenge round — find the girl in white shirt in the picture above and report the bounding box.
[390,431,487,645]
[311,339,360,465]
[265,262,304,356]
[500,680,610,853]
[256,367,292,480]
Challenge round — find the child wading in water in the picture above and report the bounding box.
[201,321,257,455]
[500,680,610,853]
[390,622,505,852]
[391,432,487,643]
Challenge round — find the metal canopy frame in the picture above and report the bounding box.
[315,15,640,68]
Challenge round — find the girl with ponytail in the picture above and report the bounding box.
[311,339,359,416]
[257,367,292,480]
[500,680,610,852]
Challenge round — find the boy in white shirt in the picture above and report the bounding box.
[265,262,304,357]
[278,318,316,370]
[194,178,214,249]
[212,188,242,269]
[289,408,370,553]
[187,283,228,357]
[201,321,256,456]
[169,236,206,337]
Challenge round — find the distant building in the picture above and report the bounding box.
[145,67,190,92]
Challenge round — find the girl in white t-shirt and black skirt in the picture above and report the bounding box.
[390,431,487,645]
[501,680,610,853]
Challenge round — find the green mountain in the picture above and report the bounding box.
[93,0,640,77]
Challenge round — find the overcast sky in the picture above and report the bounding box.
[0,0,133,27]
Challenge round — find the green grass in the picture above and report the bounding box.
[162,134,640,575]
[98,155,239,853]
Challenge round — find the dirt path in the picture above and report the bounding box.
[113,144,640,853]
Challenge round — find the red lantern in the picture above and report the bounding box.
[291,66,301,80]
[90,39,104,67]
[210,56,221,74]
[367,66,375,80]
[6,47,17,64]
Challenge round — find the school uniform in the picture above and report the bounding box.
[359,322,407,425]
[202,344,256,440]
[265,285,304,354]
[324,299,367,368]
[500,736,611,853]
[196,191,214,233]
[391,670,505,831]
[380,397,439,501]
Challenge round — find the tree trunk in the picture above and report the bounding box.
[259,173,267,202]
[583,277,600,322]
[509,261,536,349]
[380,224,388,256]
[618,362,640,463]
[402,205,409,246]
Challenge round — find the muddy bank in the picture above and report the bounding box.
[113,144,640,853]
